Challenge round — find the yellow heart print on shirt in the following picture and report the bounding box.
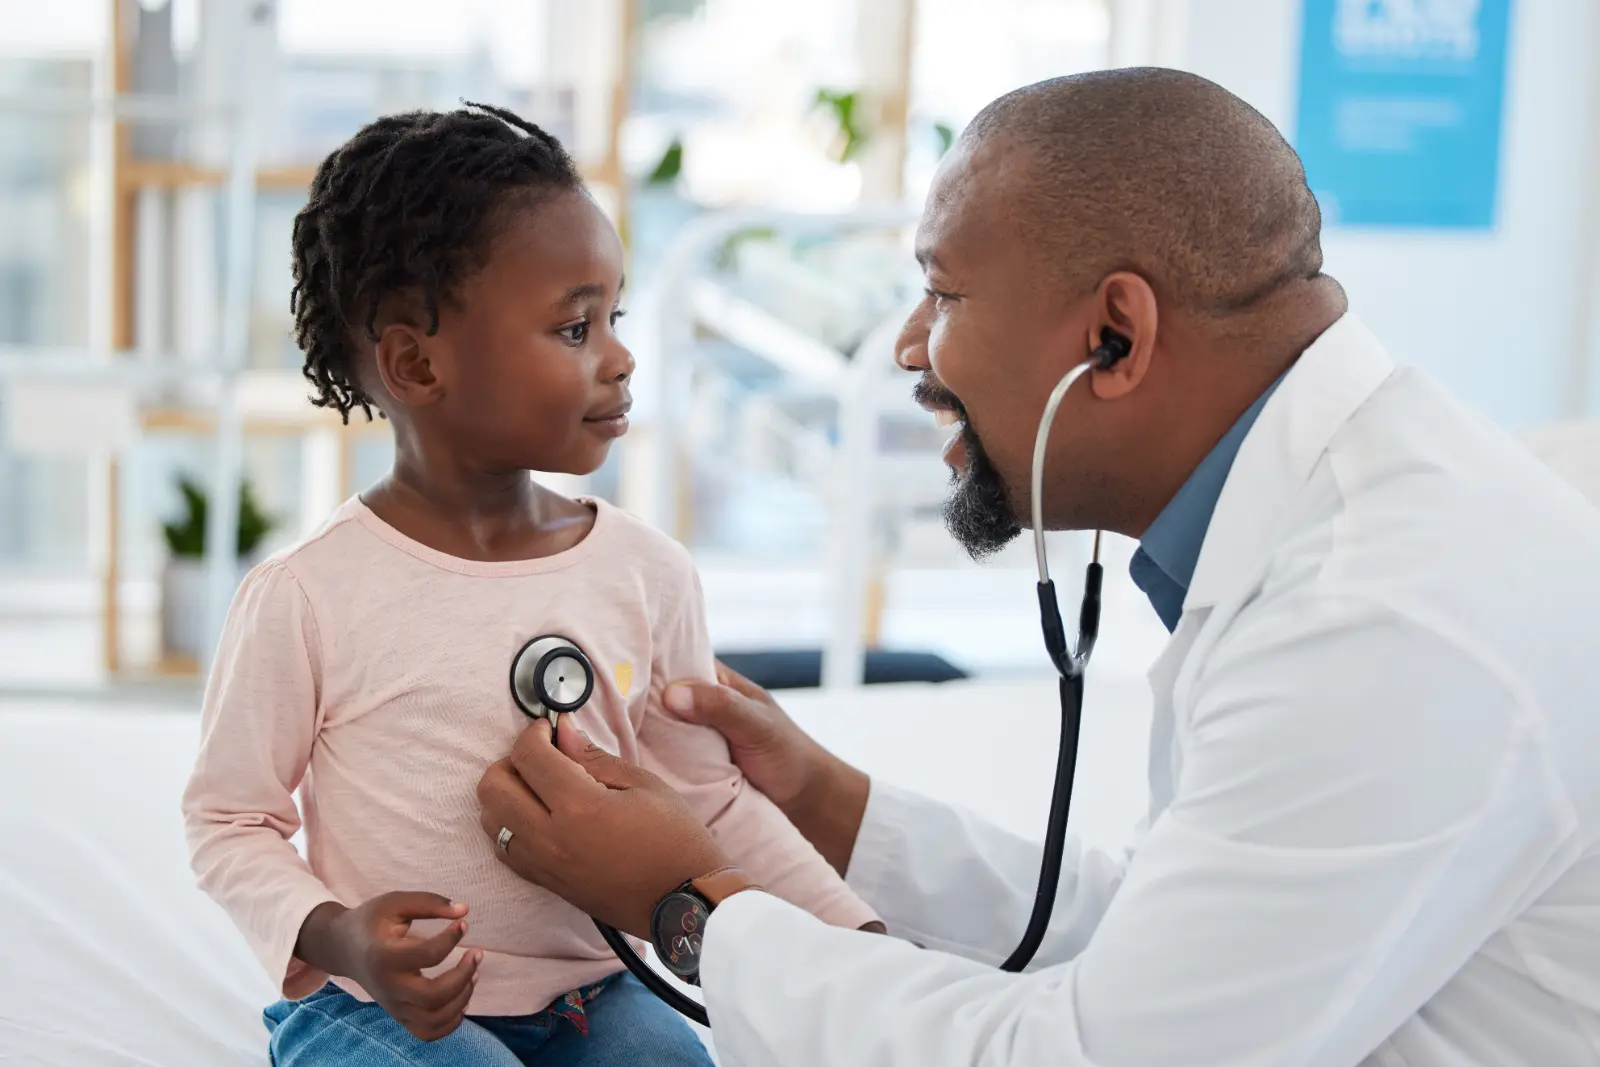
[613,660,633,698]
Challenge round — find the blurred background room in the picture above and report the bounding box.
[2,0,1597,702]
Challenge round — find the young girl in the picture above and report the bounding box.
[182,104,877,1067]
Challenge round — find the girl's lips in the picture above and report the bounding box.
[584,413,630,438]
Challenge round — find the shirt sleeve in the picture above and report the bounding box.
[180,559,342,1000]
[636,559,879,932]
[701,595,1573,1067]
[845,781,1129,966]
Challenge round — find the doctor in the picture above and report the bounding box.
[477,68,1600,1066]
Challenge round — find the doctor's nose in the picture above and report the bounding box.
[894,299,934,373]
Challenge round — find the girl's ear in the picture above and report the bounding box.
[373,322,446,408]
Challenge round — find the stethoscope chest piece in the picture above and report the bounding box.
[510,635,595,721]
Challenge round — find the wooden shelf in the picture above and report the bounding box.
[120,159,624,194]
[152,652,199,678]
[120,159,320,191]
[139,405,388,437]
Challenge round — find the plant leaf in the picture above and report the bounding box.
[647,138,684,186]
[163,473,277,559]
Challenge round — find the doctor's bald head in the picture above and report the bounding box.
[958,67,1325,313]
[897,67,1346,549]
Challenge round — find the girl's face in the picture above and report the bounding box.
[410,189,633,477]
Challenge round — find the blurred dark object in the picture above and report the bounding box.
[715,649,968,690]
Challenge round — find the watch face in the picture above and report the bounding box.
[651,891,709,979]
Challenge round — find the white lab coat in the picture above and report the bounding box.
[700,315,1600,1067]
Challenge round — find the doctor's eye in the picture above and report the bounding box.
[924,287,958,310]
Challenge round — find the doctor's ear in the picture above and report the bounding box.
[1087,272,1157,401]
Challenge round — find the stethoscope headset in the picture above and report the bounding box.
[507,328,1132,1027]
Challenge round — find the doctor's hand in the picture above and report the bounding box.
[476,719,740,939]
[664,663,870,876]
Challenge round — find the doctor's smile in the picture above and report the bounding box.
[913,374,973,470]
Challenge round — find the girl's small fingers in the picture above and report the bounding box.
[415,969,479,1036]
[401,948,480,1011]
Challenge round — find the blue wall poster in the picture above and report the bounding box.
[1294,0,1513,229]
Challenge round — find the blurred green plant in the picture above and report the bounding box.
[646,137,684,186]
[813,88,868,163]
[933,121,956,157]
[713,225,779,271]
[641,0,703,18]
[162,474,276,559]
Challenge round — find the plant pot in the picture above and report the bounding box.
[160,557,252,664]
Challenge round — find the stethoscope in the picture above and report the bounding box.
[508,634,711,1019]
[506,331,1128,1026]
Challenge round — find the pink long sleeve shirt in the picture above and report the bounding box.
[182,497,876,1015]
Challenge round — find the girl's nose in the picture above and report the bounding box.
[605,342,635,382]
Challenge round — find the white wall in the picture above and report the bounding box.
[1179,0,1600,428]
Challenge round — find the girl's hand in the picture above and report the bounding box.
[296,893,482,1041]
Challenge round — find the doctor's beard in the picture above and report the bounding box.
[945,420,1024,560]
[915,377,1023,560]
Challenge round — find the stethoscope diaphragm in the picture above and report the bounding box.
[509,635,596,721]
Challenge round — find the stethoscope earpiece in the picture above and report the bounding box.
[1091,328,1132,370]
[509,635,596,721]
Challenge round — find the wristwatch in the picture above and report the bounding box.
[649,867,757,984]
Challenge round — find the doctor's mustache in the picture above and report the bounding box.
[911,373,991,461]
[911,374,967,423]
[911,372,992,466]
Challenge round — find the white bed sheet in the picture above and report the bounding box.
[0,711,273,1066]
[0,675,1152,1066]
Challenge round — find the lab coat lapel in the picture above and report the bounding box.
[1185,314,1395,615]
[1143,607,1208,819]
[1157,315,1397,745]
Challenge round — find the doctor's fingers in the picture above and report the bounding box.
[554,724,653,791]
[506,719,609,807]
[667,678,789,748]
[477,760,551,837]
[715,661,781,707]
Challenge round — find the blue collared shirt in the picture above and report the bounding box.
[1129,377,1284,631]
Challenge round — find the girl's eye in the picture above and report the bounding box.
[609,308,628,327]
[558,320,590,346]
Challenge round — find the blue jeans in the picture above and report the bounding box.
[262,973,713,1066]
